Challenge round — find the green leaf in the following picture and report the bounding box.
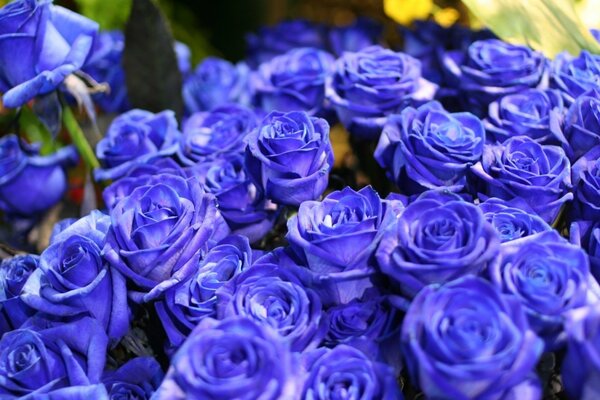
[73,0,132,30]
[62,105,100,170]
[123,0,183,120]
[19,106,57,155]
[461,0,600,57]
[156,0,215,65]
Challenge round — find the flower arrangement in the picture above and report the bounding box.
[2,0,600,399]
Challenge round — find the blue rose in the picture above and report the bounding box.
[203,153,277,243]
[0,135,78,217]
[176,104,258,166]
[562,306,600,399]
[286,186,393,304]
[286,186,388,304]
[404,21,495,87]
[95,109,180,181]
[22,211,130,340]
[102,357,163,400]
[571,220,600,283]
[154,317,299,400]
[376,191,499,301]
[0,317,108,399]
[182,57,251,114]
[485,89,566,144]
[0,254,38,334]
[83,30,130,113]
[246,19,326,67]
[571,145,600,220]
[454,39,547,116]
[103,174,229,303]
[563,89,600,160]
[216,262,327,352]
[324,289,398,350]
[326,45,436,139]
[253,47,334,116]
[302,345,403,400]
[472,135,572,223]
[402,276,543,399]
[374,101,484,192]
[551,51,600,103]
[327,17,382,57]
[156,235,252,352]
[479,197,551,242]
[245,110,333,206]
[0,0,98,108]
[102,157,189,210]
[488,231,594,349]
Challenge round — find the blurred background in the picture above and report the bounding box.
[55,0,409,63]
[0,0,479,63]
[1,0,599,63]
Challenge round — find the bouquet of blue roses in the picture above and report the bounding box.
[2,0,600,399]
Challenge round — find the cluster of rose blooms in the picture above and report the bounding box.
[4,0,600,399]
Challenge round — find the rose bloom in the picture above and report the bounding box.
[326,45,436,139]
[376,190,499,301]
[154,317,299,400]
[402,277,543,399]
[0,0,98,107]
[103,174,229,303]
[245,110,333,206]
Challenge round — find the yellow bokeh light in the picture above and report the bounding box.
[383,0,434,25]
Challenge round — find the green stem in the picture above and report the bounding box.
[19,106,57,155]
[62,105,100,169]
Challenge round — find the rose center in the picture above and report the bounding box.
[497,222,522,240]
[422,219,458,249]
[106,126,154,165]
[62,244,86,273]
[525,263,553,287]
[192,258,240,302]
[492,214,527,241]
[8,344,40,374]
[250,293,291,322]
[511,153,537,172]
[110,383,146,400]
[327,374,360,400]
[339,305,374,332]
[142,202,177,222]
[7,264,33,283]
[443,310,495,356]
[272,121,298,138]
[326,201,367,228]
[209,345,249,378]
[432,121,466,145]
